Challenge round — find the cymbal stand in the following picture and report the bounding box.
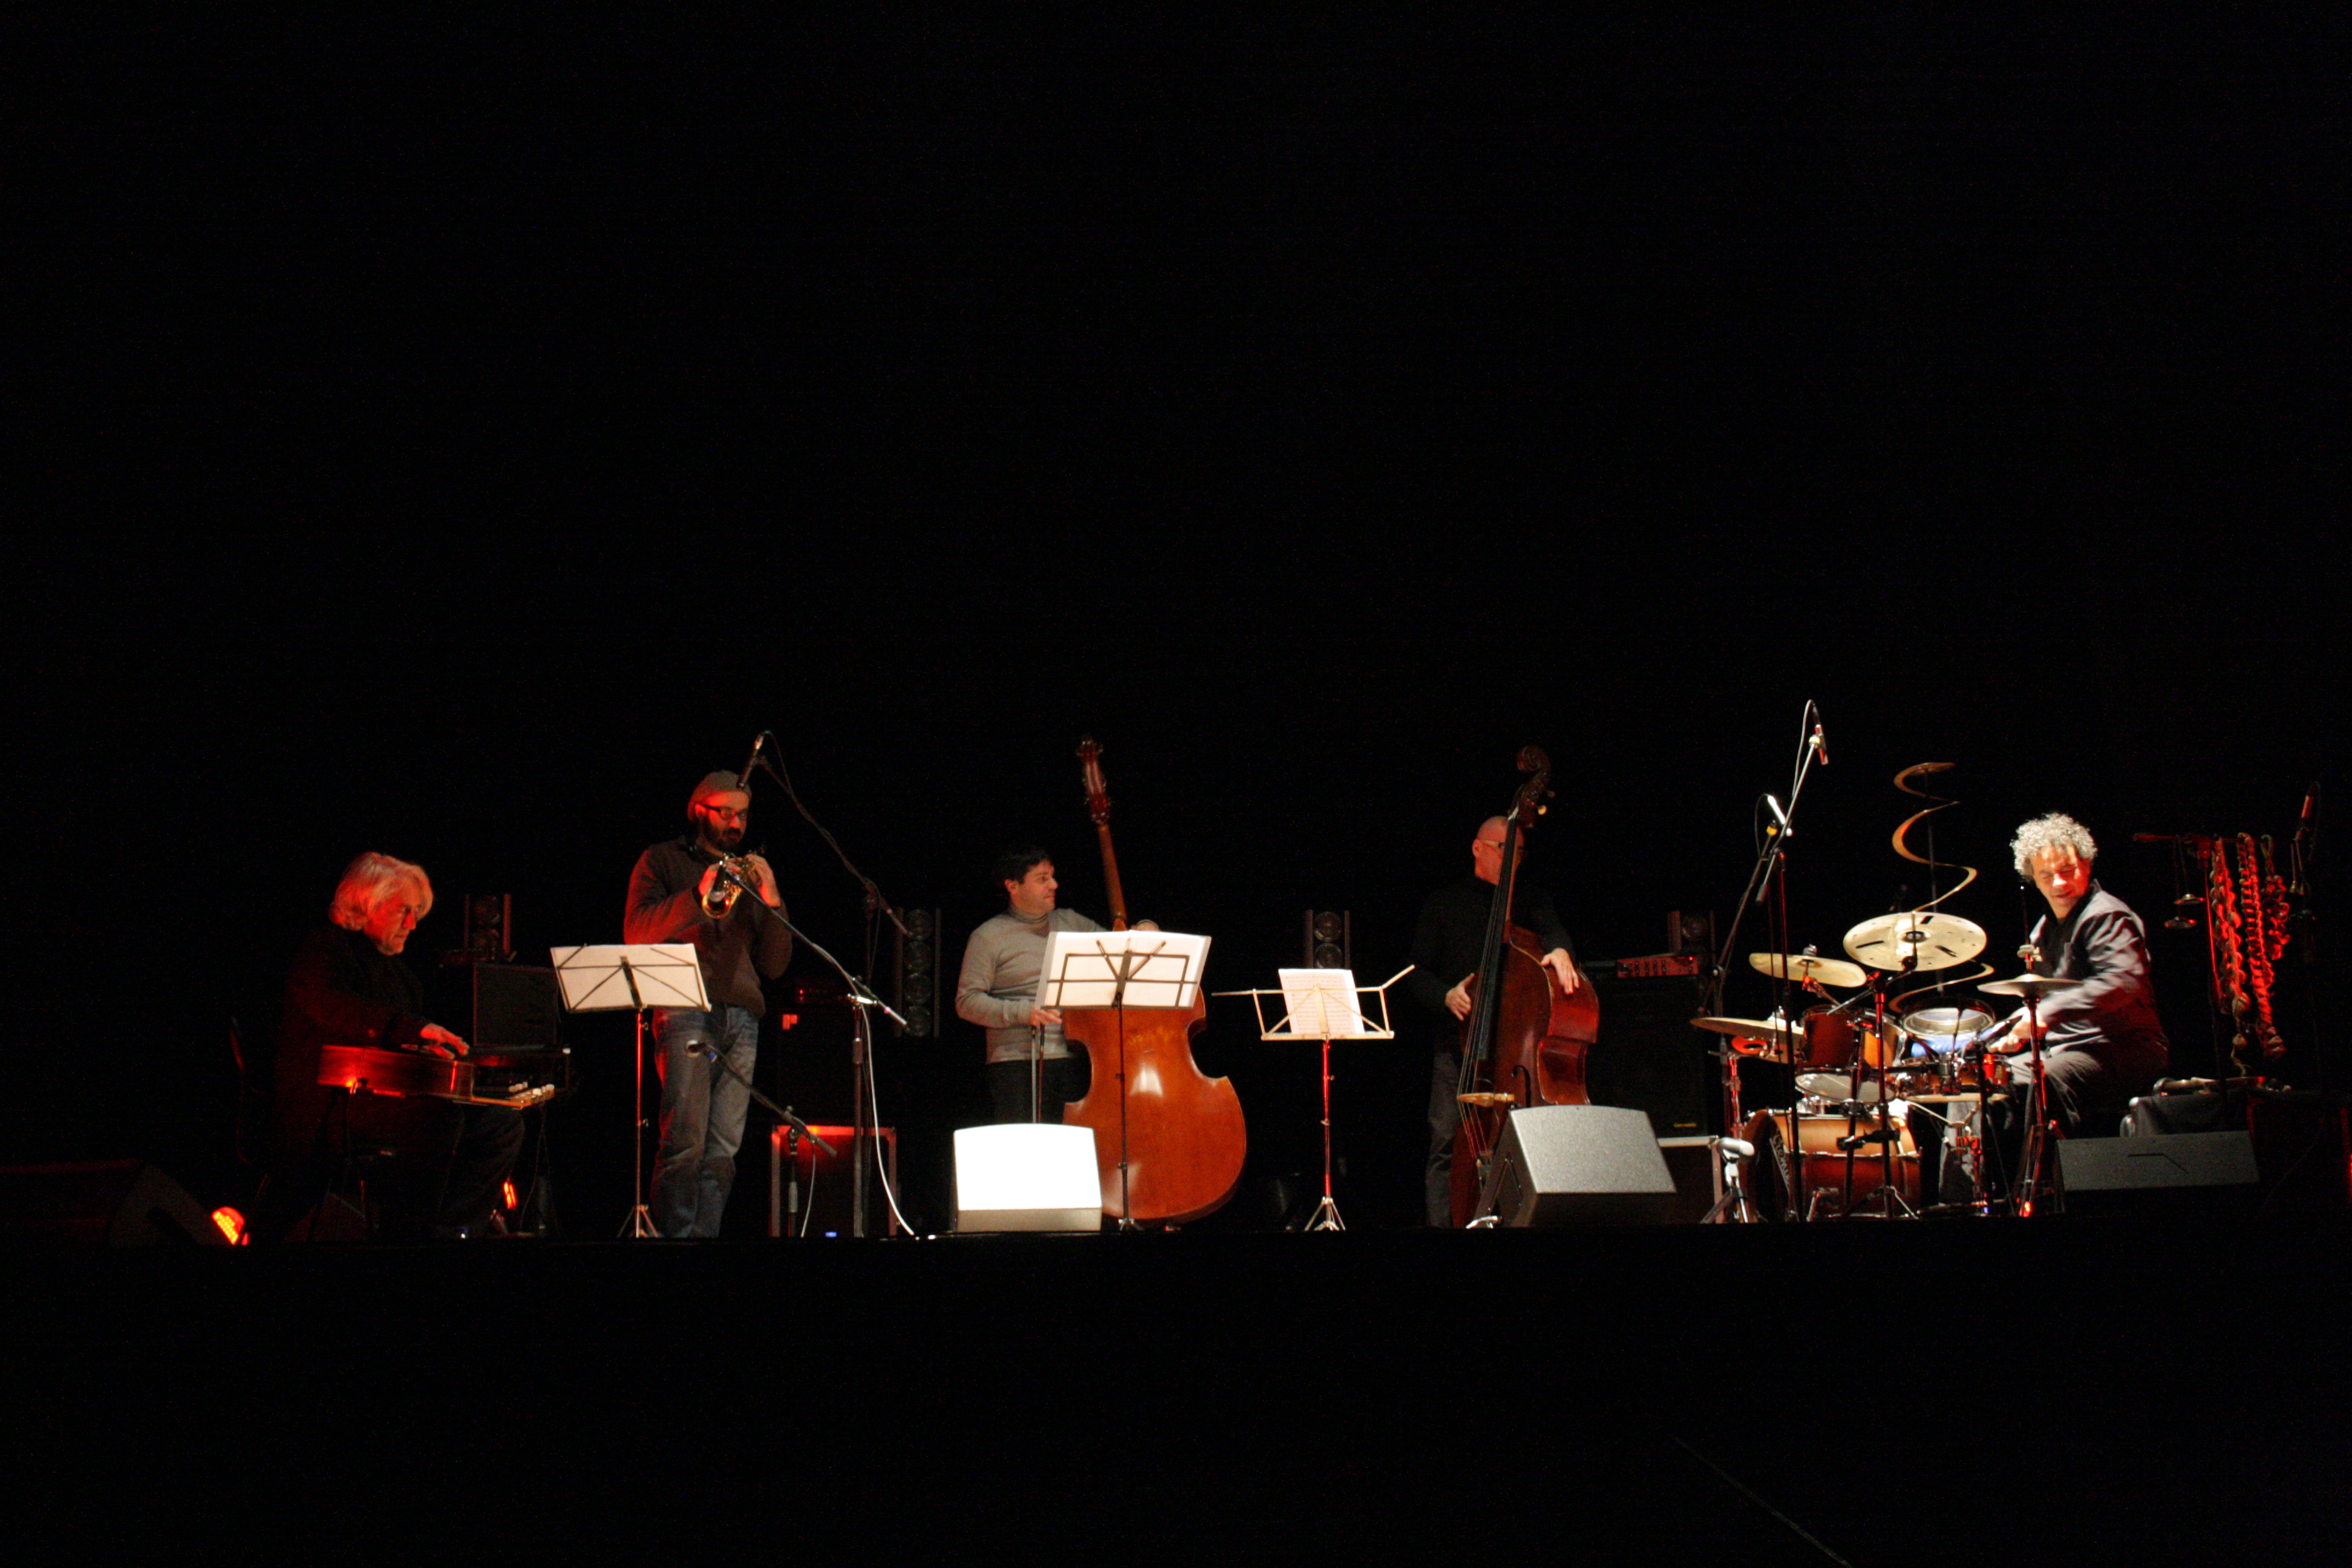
[1838,962,1917,1220]
[2014,982,2055,1217]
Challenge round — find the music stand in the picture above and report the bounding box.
[1036,927,1212,1224]
[552,942,708,1240]
[1217,965,1410,1232]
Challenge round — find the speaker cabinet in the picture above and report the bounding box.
[1584,969,1714,1138]
[468,964,564,1048]
[1657,1135,1728,1224]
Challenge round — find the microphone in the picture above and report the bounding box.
[1811,722,1828,766]
[740,732,766,792]
[1834,1128,1901,1152]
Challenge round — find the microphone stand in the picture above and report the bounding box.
[1707,704,1826,1214]
[750,744,910,940]
[742,746,912,1238]
[693,1040,840,1163]
[715,866,907,1236]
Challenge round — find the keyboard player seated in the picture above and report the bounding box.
[271,853,522,1240]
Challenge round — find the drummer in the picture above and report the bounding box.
[1987,813,2170,1133]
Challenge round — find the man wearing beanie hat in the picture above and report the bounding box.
[623,769,794,1238]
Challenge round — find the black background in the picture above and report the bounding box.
[11,13,2341,1233]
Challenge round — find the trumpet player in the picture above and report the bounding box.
[624,769,794,1238]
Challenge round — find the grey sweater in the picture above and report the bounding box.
[956,907,1106,1063]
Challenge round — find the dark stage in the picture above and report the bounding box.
[10,12,2347,1560]
[15,1218,2352,1560]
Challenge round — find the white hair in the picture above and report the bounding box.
[329,852,432,930]
[2011,813,2097,879]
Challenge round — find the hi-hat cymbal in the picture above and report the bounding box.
[1692,1014,1805,1041]
[1749,952,1868,990]
[1692,1015,1807,1063]
[1981,973,2080,999]
[1842,911,1988,973]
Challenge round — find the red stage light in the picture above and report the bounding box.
[502,1180,518,1210]
[211,1207,248,1245]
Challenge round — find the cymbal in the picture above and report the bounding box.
[1692,1014,1805,1042]
[1749,952,1868,990]
[1842,912,1988,973]
[1693,1015,1806,1063]
[1981,973,2079,999]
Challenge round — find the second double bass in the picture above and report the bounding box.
[1059,737,1247,1225]
[1448,746,1601,1227]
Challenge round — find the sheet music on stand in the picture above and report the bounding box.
[549,944,708,1013]
[1275,969,1385,1040]
[1036,929,1212,1010]
[1223,966,1410,1042]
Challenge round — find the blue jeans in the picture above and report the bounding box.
[652,1004,757,1239]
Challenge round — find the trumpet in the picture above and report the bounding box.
[701,853,766,918]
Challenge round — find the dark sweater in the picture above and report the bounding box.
[273,924,433,1163]
[1404,874,1575,1034]
[623,834,795,1016]
[2028,883,2169,1059]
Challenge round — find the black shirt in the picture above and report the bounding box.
[1405,874,1575,1040]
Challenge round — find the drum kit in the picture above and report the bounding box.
[1693,912,2076,1220]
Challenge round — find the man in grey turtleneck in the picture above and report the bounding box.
[955,844,1107,1125]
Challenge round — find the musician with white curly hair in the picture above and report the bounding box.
[275,852,523,1239]
[1987,812,2171,1133]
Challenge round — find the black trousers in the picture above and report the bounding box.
[987,1054,1089,1126]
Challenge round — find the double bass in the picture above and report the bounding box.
[1059,737,1247,1224]
[1448,746,1601,1227]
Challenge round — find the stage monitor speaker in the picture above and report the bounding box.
[1474,1106,1680,1227]
[0,1161,229,1246]
[2057,1131,2261,1217]
[953,1124,1102,1232]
